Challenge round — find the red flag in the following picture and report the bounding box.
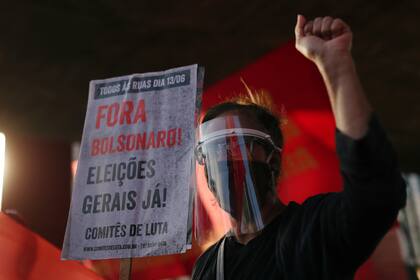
[0,213,103,280]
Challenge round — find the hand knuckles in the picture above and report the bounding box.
[313,22,322,34]
[332,18,344,26]
[323,16,333,22]
[323,18,333,27]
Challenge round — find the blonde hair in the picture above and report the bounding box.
[226,78,285,122]
[203,78,285,148]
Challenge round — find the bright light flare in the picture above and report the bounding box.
[0,133,5,211]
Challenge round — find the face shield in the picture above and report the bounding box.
[194,114,282,245]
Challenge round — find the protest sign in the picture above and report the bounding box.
[62,64,203,260]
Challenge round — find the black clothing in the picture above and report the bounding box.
[192,115,407,280]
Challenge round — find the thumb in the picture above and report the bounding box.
[294,14,306,39]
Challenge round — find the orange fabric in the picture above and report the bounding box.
[0,213,103,280]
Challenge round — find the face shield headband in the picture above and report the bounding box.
[194,115,282,244]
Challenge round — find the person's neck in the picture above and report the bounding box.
[233,200,285,245]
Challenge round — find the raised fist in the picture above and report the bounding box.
[295,15,353,64]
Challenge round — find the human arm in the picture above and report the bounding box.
[293,15,406,269]
[294,15,371,139]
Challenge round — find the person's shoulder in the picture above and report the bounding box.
[192,238,222,279]
[195,241,219,264]
[286,193,339,209]
[301,192,340,206]
[276,194,342,240]
[290,192,342,217]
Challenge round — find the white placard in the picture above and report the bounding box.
[62,65,203,260]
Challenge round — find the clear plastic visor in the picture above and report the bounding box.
[194,115,281,246]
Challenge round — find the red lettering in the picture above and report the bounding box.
[133,99,147,123]
[95,99,146,129]
[167,128,176,147]
[109,136,116,153]
[120,101,133,125]
[117,135,125,152]
[146,132,155,149]
[157,130,166,148]
[91,139,100,156]
[96,105,107,129]
[107,103,119,127]
[126,135,136,151]
[136,132,147,150]
[100,138,108,155]
[90,128,181,157]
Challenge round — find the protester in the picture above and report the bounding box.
[192,15,407,279]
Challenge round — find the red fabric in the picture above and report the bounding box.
[0,213,103,280]
[88,247,201,280]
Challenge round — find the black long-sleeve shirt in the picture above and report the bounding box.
[192,114,407,280]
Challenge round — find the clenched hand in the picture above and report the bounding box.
[295,15,352,65]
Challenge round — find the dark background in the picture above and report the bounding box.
[1,0,419,247]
